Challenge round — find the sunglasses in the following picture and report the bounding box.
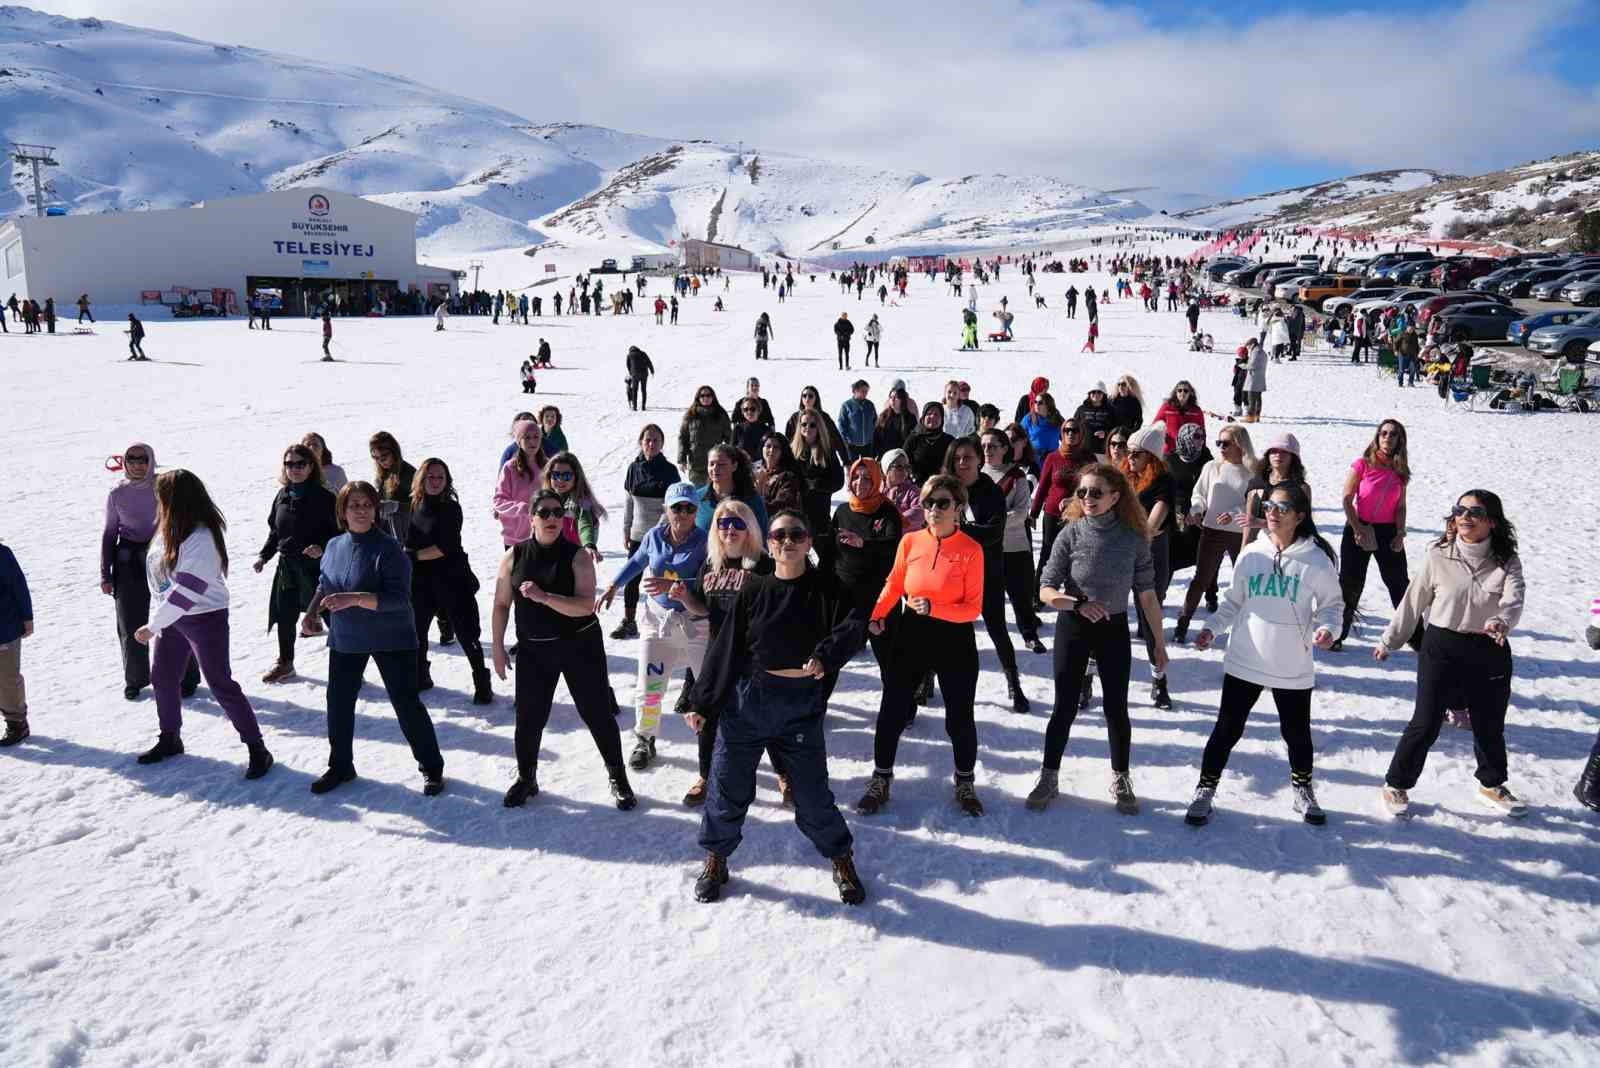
[1216,438,1237,448]
[1452,504,1488,520]
[923,496,957,511]
[669,503,698,514]
[549,470,575,482]
[1262,501,1296,516]
[124,454,150,463]
[1075,486,1107,500]
[533,506,566,520]
[1064,428,1081,435]
[370,451,393,460]
[1108,440,1128,450]
[715,515,748,532]
[284,459,309,470]
[769,526,810,544]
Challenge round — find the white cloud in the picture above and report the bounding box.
[46,0,1600,194]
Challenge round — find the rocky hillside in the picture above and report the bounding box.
[1174,170,1454,229]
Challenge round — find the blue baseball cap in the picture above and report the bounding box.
[665,482,699,508]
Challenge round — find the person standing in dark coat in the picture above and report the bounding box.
[405,459,492,704]
[946,438,1026,712]
[625,345,655,411]
[1073,382,1118,456]
[902,402,955,484]
[127,313,147,360]
[253,443,340,683]
[833,312,855,370]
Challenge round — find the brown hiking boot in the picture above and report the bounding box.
[694,852,729,902]
[831,851,866,905]
[261,660,295,684]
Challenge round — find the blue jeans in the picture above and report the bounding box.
[1396,354,1416,386]
[699,672,851,860]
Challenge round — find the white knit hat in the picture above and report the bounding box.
[1127,426,1167,457]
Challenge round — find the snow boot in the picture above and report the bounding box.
[1380,784,1410,818]
[1205,590,1219,613]
[608,764,638,810]
[856,772,892,815]
[437,620,455,646]
[123,685,141,701]
[311,767,356,795]
[1025,636,1047,655]
[1,720,30,747]
[1576,741,1600,811]
[136,732,184,765]
[1478,784,1527,818]
[1151,676,1172,710]
[1292,778,1325,825]
[1025,769,1059,812]
[503,774,538,807]
[422,770,446,797]
[1172,615,1191,645]
[244,741,274,780]
[694,852,729,903]
[1110,772,1139,815]
[610,618,638,641]
[472,667,494,706]
[954,776,984,817]
[261,660,295,684]
[683,776,708,807]
[831,851,867,905]
[1185,782,1216,826]
[1006,671,1031,715]
[628,734,656,771]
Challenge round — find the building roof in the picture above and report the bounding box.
[682,238,753,254]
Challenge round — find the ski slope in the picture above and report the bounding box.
[2,235,1598,1066]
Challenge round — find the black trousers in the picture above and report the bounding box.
[980,560,1019,676]
[1135,532,1171,666]
[514,623,625,776]
[1043,612,1132,771]
[1200,674,1313,781]
[865,340,880,365]
[873,612,978,776]
[1183,527,1238,619]
[755,339,768,359]
[410,563,486,678]
[1386,627,1511,790]
[1338,523,1409,641]
[1035,512,1064,588]
[112,539,199,692]
[325,648,443,776]
[1002,549,1041,642]
[837,339,851,368]
[622,538,644,619]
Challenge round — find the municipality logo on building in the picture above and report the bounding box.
[307,194,331,218]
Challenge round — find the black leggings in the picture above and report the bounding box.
[514,623,626,776]
[1002,550,1041,642]
[1135,532,1171,667]
[1200,674,1313,782]
[873,612,978,776]
[980,561,1019,676]
[1043,612,1131,771]
[1338,523,1409,641]
[622,538,643,620]
[411,564,486,678]
[1386,627,1511,790]
[1035,512,1063,588]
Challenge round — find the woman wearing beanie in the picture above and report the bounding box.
[493,489,636,811]
[100,443,199,700]
[858,474,987,817]
[1333,419,1412,652]
[1240,432,1311,556]
[1576,596,1600,812]
[1073,383,1118,456]
[946,438,1028,713]
[311,481,445,797]
[492,419,548,547]
[878,449,926,532]
[1175,424,1254,643]
[981,429,1045,657]
[614,425,680,641]
[1379,490,1527,818]
[1123,425,1178,709]
[404,458,492,704]
[253,442,340,683]
[1030,464,1165,814]
[130,470,273,779]
[1185,483,1342,826]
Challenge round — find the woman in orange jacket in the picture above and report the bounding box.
[856,474,988,817]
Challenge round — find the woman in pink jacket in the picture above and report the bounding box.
[492,420,548,547]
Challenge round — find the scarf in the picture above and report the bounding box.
[847,458,885,514]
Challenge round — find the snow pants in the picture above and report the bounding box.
[699,671,852,861]
[151,609,262,744]
[0,638,25,727]
[1043,612,1132,772]
[632,608,708,740]
[1199,674,1313,782]
[325,648,443,777]
[514,622,625,776]
[872,612,979,776]
[113,539,198,692]
[1386,627,1511,791]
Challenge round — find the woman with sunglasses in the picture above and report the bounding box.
[1175,425,1254,644]
[1032,464,1165,813]
[253,443,339,683]
[598,482,710,771]
[1111,375,1144,434]
[1333,419,1413,652]
[731,396,769,460]
[368,432,416,543]
[1152,380,1205,457]
[945,437,1027,711]
[101,442,198,700]
[1121,426,1178,708]
[131,470,273,779]
[1378,491,1527,818]
[791,413,846,574]
[615,425,680,641]
[492,419,548,548]
[1031,416,1096,593]
[873,384,920,456]
[1186,483,1342,826]
[1020,392,1062,461]
[1013,375,1050,426]
[903,402,954,484]
[672,499,780,807]
[1240,433,1311,556]
[311,481,445,797]
[677,386,731,486]
[683,510,867,905]
[405,458,492,704]
[493,489,637,811]
[784,386,850,468]
[877,449,926,532]
[541,452,606,562]
[981,429,1045,660]
[859,474,988,817]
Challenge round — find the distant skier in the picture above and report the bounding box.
[126,313,148,361]
[434,301,449,332]
[77,293,94,324]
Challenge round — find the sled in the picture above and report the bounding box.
[986,333,1014,343]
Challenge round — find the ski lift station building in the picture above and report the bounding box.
[0,187,459,314]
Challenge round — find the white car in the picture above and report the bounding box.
[1351,288,1439,316]
[1272,274,1320,299]
[1336,256,1374,273]
[1324,285,1400,316]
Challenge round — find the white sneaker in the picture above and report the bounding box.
[1184,784,1214,826]
[1292,782,1326,825]
[1380,785,1410,818]
[1478,784,1528,818]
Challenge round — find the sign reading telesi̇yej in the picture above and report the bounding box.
[272,194,376,258]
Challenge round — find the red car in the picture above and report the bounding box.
[1417,291,1511,326]
[1429,257,1500,290]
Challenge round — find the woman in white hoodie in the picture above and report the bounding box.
[1187,483,1342,827]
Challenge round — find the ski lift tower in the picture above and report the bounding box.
[10,143,60,217]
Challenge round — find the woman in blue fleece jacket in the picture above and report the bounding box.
[312,481,444,797]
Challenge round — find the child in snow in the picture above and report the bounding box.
[521,359,537,394]
[961,308,980,350]
[1080,320,1099,353]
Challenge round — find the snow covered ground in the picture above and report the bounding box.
[3,235,1599,1066]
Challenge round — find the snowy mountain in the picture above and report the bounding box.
[1174,170,1454,229]
[0,7,1153,261]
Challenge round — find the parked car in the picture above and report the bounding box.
[1270,273,1320,300]
[1225,261,1298,287]
[1531,269,1600,301]
[1364,251,1433,278]
[1352,288,1439,316]
[1390,259,1444,285]
[1417,291,1513,326]
[1435,303,1524,342]
[1499,268,1572,298]
[1325,285,1399,316]
[1506,309,1591,345]
[1561,277,1600,306]
[1335,256,1373,273]
[1297,275,1365,308]
[1527,310,1600,360]
[1257,266,1316,293]
[1469,267,1523,292]
[1431,257,1499,290]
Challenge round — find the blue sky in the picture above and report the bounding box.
[57,0,1600,199]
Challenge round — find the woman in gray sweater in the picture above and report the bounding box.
[1032,463,1168,814]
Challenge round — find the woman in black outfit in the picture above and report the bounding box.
[903,402,955,484]
[982,429,1045,657]
[1123,426,1178,709]
[873,384,919,456]
[730,395,769,459]
[253,443,339,683]
[945,436,1027,713]
[492,489,637,810]
[405,458,492,704]
[790,411,845,575]
[828,457,904,690]
[782,385,849,468]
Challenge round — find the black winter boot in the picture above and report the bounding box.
[311,767,356,794]
[472,667,494,705]
[1576,734,1600,812]
[244,741,274,780]
[0,720,29,747]
[417,661,434,693]
[831,851,867,905]
[608,764,638,810]
[136,732,184,765]
[1006,671,1030,714]
[504,773,538,807]
[1151,676,1172,710]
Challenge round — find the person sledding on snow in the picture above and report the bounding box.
[961,308,979,351]
[988,310,1014,342]
[534,338,553,368]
